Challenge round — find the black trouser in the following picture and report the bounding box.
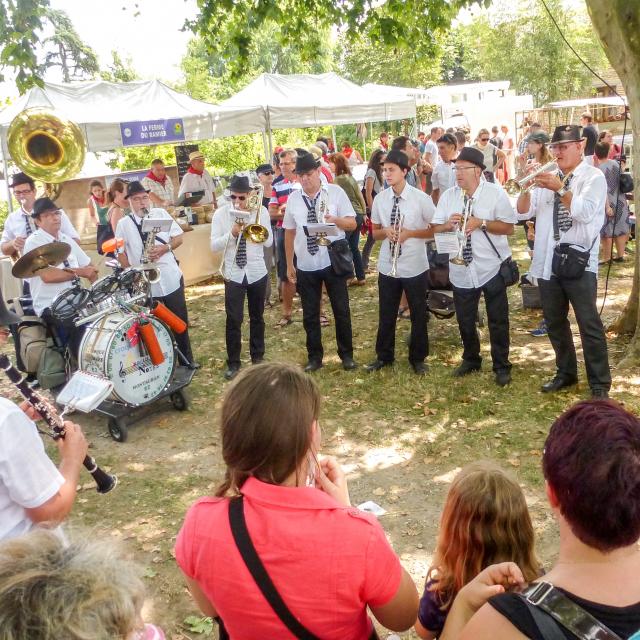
[452,272,511,372]
[224,275,267,367]
[296,266,353,362]
[376,271,429,364]
[539,272,611,391]
[346,215,365,281]
[154,277,193,364]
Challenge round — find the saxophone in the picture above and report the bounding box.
[140,208,161,284]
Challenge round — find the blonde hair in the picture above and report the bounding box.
[427,462,540,609]
[0,529,145,639]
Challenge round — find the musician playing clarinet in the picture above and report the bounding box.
[431,147,516,387]
[365,150,435,376]
[0,290,87,541]
[210,175,272,381]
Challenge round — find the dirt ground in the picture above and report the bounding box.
[2,239,639,639]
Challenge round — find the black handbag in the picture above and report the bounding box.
[482,230,519,287]
[620,171,634,194]
[328,238,355,278]
[551,237,597,280]
[96,223,115,255]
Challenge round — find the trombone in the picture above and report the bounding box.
[504,161,559,196]
[450,189,471,266]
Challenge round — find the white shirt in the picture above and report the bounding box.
[24,228,91,316]
[371,183,435,278]
[210,203,273,284]
[521,161,606,280]
[178,169,216,205]
[0,397,64,541]
[283,184,356,272]
[431,161,456,193]
[424,139,439,167]
[115,208,184,297]
[433,182,516,289]
[1,207,79,250]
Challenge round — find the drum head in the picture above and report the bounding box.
[90,274,120,304]
[51,287,90,322]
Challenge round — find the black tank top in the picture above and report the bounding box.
[490,590,640,639]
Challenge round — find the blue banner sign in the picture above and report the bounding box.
[120,118,185,146]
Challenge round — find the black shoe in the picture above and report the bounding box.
[252,357,264,365]
[541,375,578,393]
[365,359,393,372]
[187,361,201,370]
[223,365,240,381]
[411,361,428,376]
[304,360,323,373]
[342,356,358,371]
[495,370,512,387]
[591,388,609,398]
[452,361,481,377]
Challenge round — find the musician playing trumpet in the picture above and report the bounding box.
[431,147,516,386]
[210,175,272,381]
[366,150,435,376]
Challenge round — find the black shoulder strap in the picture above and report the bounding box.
[520,597,567,640]
[482,228,503,261]
[228,496,321,640]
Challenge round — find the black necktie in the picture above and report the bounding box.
[235,231,247,268]
[23,213,33,236]
[462,195,473,266]
[303,194,320,256]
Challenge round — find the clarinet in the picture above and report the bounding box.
[0,354,117,494]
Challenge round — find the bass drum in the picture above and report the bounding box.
[78,311,175,405]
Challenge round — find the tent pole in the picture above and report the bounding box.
[0,140,13,213]
[331,126,337,152]
[262,131,269,162]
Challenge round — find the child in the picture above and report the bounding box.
[414,461,541,639]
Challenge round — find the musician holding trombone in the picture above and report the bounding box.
[0,289,88,541]
[366,150,435,376]
[211,175,272,381]
[431,147,516,387]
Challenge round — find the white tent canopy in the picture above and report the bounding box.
[222,72,416,128]
[0,79,264,153]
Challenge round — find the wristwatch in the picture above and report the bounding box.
[480,219,488,231]
[557,185,571,198]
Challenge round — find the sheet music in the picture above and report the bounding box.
[57,371,113,412]
[304,223,339,237]
[434,232,461,254]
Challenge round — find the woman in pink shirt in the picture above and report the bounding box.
[175,363,418,639]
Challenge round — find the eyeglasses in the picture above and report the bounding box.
[454,166,478,172]
[260,171,274,176]
[230,194,247,201]
[13,189,33,196]
[480,138,490,142]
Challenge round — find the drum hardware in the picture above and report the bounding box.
[74,293,146,327]
[450,188,471,266]
[11,242,72,279]
[504,161,559,196]
[50,283,91,322]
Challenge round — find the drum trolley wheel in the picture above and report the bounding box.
[96,365,196,442]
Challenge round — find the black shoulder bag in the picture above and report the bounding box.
[519,581,624,640]
[223,496,380,640]
[482,229,520,287]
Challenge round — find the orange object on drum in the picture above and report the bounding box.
[151,301,187,334]
[101,237,125,254]
[139,319,165,365]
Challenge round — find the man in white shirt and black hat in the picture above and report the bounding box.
[366,150,435,376]
[283,152,358,372]
[520,124,610,397]
[177,151,218,207]
[432,147,517,387]
[23,197,98,357]
[115,181,197,368]
[211,174,273,380]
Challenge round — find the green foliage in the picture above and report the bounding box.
[0,197,9,231]
[99,51,139,83]
[187,0,488,80]
[182,615,214,636]
[456,0,609,106]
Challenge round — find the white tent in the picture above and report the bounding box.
[222,72,416,129]
[0,79,265,154]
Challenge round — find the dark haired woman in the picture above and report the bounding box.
[445,399,640,639]
[362,149,386,271]
[175,363,418,639]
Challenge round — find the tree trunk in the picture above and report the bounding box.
[585,0,640,367]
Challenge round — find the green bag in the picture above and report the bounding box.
[37,345,67,390]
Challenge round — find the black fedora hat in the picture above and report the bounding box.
[32,197,59,218]
[125,180,150,199]
[453,147,486,170]
[295,153,320,174]
[9,172,35,189]
[228,175,253,193]
[0,287,20,326]
[255,163,273,175]
[383,150,410,171]
[550,124,585,144]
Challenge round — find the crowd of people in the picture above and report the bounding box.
[0,113,637,638]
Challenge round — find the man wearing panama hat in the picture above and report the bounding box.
[177,150,218,207]
[519,124,610,397]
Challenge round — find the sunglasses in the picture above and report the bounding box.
[480,138,490,142]
[261,171,274,176]
[230,194,247,201]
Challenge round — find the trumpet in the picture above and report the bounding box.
[450,189,471,266]
[504,162,559,196]
[389,212,405,277]
[243,184,269,244]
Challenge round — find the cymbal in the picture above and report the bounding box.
[12,242,72,278]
